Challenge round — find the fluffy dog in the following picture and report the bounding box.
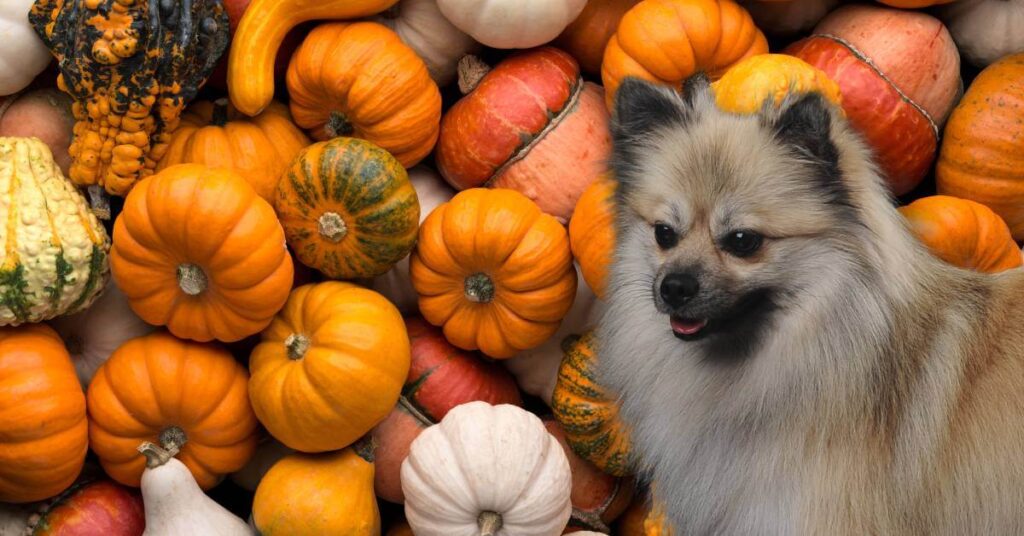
[597,74,1024,535]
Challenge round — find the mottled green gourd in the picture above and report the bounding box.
[275,137,420,279]
[0,137,110,325]
[551,330,634,477]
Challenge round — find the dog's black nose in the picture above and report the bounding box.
[660,273,699,307]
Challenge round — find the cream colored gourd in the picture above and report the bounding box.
[137,440,253,536]
[941,0,1024,67]
[0,0,51,96]
[401,401,572,535]
[372,166,455,313]
[50,279,154,388]
[373,0,480,86]
[229,438,294,492]
[436,0,587,49]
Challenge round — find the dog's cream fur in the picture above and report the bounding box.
[598,77,1024,535]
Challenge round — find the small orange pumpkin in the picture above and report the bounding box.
[410,188,578,359]
[711,54,843,114]
[87,331,259,489]
[110,164,294,343]
[899,196,1022,273]
[570,175,617,299]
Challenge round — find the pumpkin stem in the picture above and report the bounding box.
[325,111,355,138]
[87,185,111,220]
[458,55,491,95]
[159,426,188,454]
[212,98,230,126]
[353,435,378,463]
[464,273,495,304]
[138,442,175,469]
[284,333,310,360]
[478,511,503,536]
[318,212,348,243]
[177,263,208,296]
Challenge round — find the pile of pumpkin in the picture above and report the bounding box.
[1,0,1023,533]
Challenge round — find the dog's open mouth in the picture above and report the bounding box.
[670,316,709,340]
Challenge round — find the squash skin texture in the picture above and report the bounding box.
[569,176,616,300]
[0,137,110,325]
[711,53,842,114]
[900,196,1023,274]
[0,323,88,503]
[29,479,145,536]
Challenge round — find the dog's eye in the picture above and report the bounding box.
[722,230,763,257]
[654,223,678,249]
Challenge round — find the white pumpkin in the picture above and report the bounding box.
[372,165,456,314]
[50,279,155,389]
[229,438,294,492]
[941,0,1024,67]
[437,0,588,49]
[0,0,52,96]
[137,440,254,536]
[503,265,605,405]
[402,401,572,536]
[741,0,839,36]
[373,0,481,86]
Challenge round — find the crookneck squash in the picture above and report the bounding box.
[286,22,441,167]
[410,188,578,359]
[158,98,310,202]
[552,331,634,477]
[0,324,88,503]
[276,138,420,280]
[0,137,110,326]
[29,0,230,198]
[87,331,259,489]
[111,164,294,343]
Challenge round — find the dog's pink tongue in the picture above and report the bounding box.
[671,317,708,335]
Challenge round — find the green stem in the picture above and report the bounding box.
[464,273,495,304]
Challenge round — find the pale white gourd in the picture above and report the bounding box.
[0,0,52,96]
[437,0,588,49]
[941,0,1024,67]
[229,438,294,492]
[373,165,456,314]
[138,437,253,536]
[742,0,839,36]
[373,0,481,86]
[503,268,605,404]
[50,279,155,389]
[402,401,572,536]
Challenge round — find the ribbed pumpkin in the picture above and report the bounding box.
[157,99,310,203]
[0,324,88,503]
[601,0,769,109]
[410,188,578,359]
[570,176,617,300]
[276,138,420,280]
[555,0,642,74]
[87,331,259,489]
[711,54,843,114]
[899,196,1022,273]
[436,49,611,222]
[552,331,633,477]
[936,54,1024,240]
[110,164,294,343]
[249,282,411,453]
[0,137,109,326]
[286,22,441,168]
[252,442,380,535]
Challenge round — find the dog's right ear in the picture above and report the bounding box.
[612,77,696,139]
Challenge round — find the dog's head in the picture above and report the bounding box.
[609,75,877,361]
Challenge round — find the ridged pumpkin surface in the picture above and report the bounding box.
[570,176,617,299]
[552,331,633,477]
[410,188,578,359]
[711,54,842,114]
[0,137,109,325]
[556,0,643,75]
[0,324,88,503]
[87,331,259,489]
[276,138,420,280]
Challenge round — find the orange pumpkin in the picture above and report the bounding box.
[936,54,1024,240]
[0,324,88,503]
[601,0,768,108]
[711,54,843,114]
[555,0,642,75]
[286,21,441,168]
[87,331,259,489]
[410,188,578,359]
[110,164,294,343]
[570,176,616,299]
[899,196,1022,273]
[158,99,310,203]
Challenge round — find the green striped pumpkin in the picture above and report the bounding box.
[276,137,420,279]
[551,330,634,477]
[0,137,109,325]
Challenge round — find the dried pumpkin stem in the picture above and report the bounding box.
[138,426,188,469]
[159,426,188,454]
[325,111,355,138]
[177,263,208,296]
[212,98,230,126]
[318,212,348,243]
[464,273,495,304]
[285,333,311,360]
[478,511,503,536]
[458,55,491,95]
[353,435,378,463]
